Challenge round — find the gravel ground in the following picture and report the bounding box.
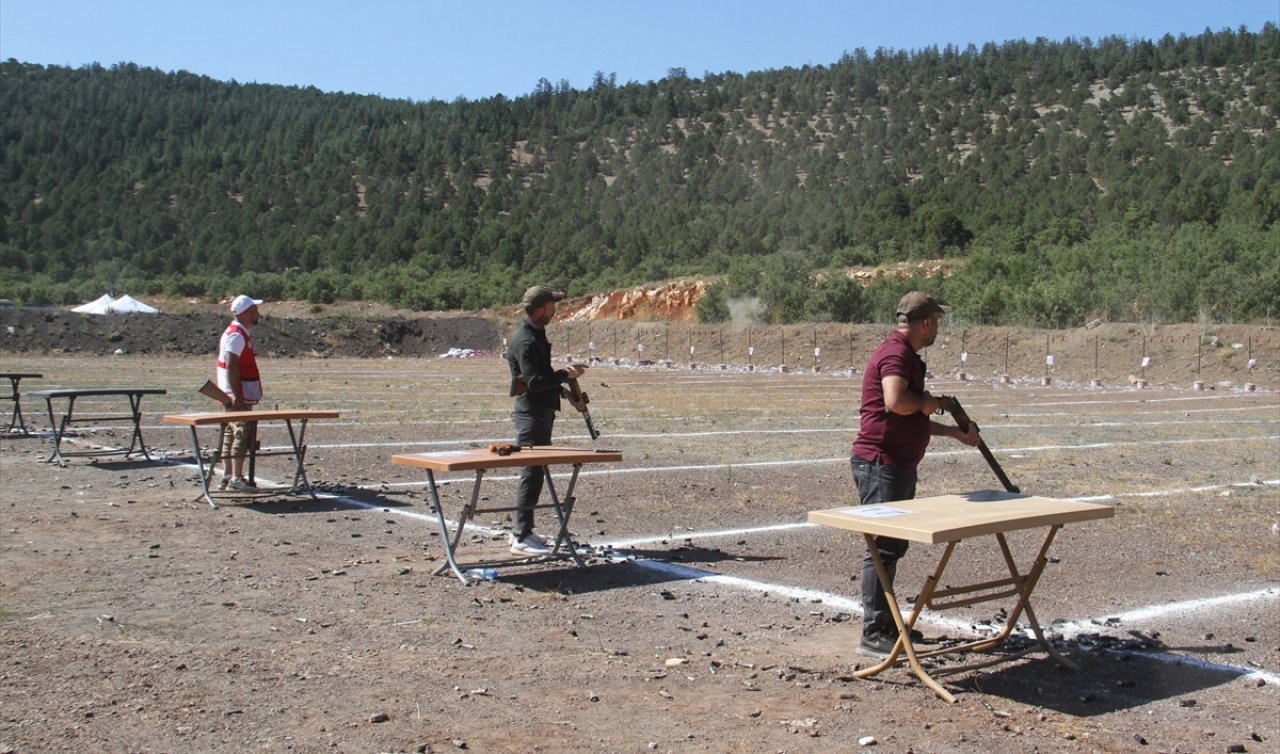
[1,352,1277,754]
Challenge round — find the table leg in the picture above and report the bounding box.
[4,377,29,435]
[541,464,587,567]
[429,469,486,583]
[42,396,68,465]
[282,419,317,497]
[187,425,218,509]
[247,420,259,484]
[855,533,959,703]
[984,527,1078,671]
[124,392,152,460]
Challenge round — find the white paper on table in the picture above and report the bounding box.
[841,505,912,518]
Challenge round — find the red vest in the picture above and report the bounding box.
[217,322,260,381]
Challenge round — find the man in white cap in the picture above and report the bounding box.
[505,286,586,555]
[216,295,263,490]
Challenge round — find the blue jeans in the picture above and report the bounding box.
[850,456,918,637]
[512,408,556,539]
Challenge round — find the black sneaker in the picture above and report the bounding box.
[857,632,899,658]
[857,628,925,658]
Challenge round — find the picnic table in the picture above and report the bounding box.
[163,409,340,508]
[809,490,1114,702]
[29,387,167,465]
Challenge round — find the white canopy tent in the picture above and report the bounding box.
[71,293,115,314]
[70,294,160,314]
[109,295,158,314]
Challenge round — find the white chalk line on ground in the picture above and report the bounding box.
[372,433,1279,488]
[172,450,1278,686]
[130,411,1277,442]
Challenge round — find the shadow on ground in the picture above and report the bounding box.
[945,638,1255,714]
[495,545,786,594]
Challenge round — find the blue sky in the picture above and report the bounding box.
[2,1,1275,103]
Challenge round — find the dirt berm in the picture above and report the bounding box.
[0,309,503,359]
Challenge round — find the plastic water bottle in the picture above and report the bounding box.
[464,567,498,581]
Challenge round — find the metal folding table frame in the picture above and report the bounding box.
[1,372,42,435]
[809,490,1114,703]
[162,409,340,508]
[30,387,166,464]
[391,446,623,584]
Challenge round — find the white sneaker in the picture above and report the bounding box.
[227,477,256,492]
[510,536,552,556]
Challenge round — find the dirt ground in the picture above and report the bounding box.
[1,335,1278,752]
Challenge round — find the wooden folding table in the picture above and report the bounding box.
[163,409,339,508]
[809,490,1114,702]
[391,446,623,584]
[30,387,167,465]
[1,372,41,435]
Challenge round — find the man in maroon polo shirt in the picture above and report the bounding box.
[851,291,980,658]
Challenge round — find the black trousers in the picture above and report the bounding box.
[512,407,556,538]
[850,456,918,637]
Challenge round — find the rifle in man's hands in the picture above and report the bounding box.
[939,396,1020,493]
[513,369,601,440]
[563,374,600,440]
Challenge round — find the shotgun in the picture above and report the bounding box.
[940,396,1020,493]
[198,379,232,407]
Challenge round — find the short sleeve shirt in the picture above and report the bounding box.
[851,330,930,468]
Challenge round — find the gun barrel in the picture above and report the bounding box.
[946,397,1019,493]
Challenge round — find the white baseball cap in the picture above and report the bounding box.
[230,295,263,315]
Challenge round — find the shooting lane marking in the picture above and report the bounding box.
[369,433,1277,488]
[1052,587,1280,636]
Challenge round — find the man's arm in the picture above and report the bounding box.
[883,376,979,446]
[930,418,980,445]
[882,375,941,416]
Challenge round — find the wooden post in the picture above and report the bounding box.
[1091,335,1102,387]
[1042,333,1052,386]
[1000,332,1010,384]
[1245,335,1257,392]
[1193,334,1203,391]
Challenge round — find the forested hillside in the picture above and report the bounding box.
[1,25,1277,325]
